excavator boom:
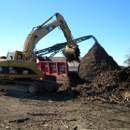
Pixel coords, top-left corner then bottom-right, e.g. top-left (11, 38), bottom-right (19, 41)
top-left (23, 13), bottom-right (79, 61)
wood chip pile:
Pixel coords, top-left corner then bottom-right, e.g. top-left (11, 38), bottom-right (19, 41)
top-left (68, 42), bottom-right (130, 103)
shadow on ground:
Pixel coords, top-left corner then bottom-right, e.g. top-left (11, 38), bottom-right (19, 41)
top-left (3, 89), bottom-right (80, 101)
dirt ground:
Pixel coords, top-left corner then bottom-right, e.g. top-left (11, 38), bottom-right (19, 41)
top-left (0, 87), bottom-right (130, 130)
top-left (0, 42), bottom-right (130, 130)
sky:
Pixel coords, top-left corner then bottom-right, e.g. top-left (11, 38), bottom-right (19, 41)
top-left (0, 0), bottom-right (130, 66)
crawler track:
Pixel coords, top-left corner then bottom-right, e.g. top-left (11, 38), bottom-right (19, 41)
top-left (0, 79), bottom-right (60, 95)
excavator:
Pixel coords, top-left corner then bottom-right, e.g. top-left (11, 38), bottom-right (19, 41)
top-left (0, 12), bottom-right (98, 95)
top-left (0, 12), bottom-right (81, 95)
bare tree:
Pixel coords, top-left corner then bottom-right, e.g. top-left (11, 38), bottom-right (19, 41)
top-left (124, 48), bottom-right (130, 66)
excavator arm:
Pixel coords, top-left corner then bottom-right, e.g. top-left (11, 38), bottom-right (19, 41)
top-left (23, 13), bottom-right (79, 61)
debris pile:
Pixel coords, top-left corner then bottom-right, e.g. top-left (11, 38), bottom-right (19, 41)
top-left (67, 42), bottom-right (130, 103)
top-left (78, 42), bottom-right (121, 82)
top-left (78, 69), bottom-right (130, 103)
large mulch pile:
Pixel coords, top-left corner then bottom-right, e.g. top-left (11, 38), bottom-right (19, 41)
top-left (78, 42), bottom-right (121, 82)
top-left (65, 42), bottom-right (130, 103)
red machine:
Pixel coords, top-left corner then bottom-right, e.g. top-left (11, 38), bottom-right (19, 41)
top-left (36, 57), bottom-right (68, 84)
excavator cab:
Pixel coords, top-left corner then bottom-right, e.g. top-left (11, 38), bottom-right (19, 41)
top-left (6, 51), bottom-right (24, 60)
top-left (6, 52), bottom-right (15, 60)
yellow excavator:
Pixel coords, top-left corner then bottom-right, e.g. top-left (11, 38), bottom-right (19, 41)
top-left (0, 12), bottom-right (80, 95)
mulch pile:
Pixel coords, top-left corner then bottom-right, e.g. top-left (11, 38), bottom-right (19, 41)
top-left (78, 42), bottom-right (121, 81)
top-left (66, 42), bottom-right (130, 103)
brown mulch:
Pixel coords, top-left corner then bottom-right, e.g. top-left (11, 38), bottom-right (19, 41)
top-left (66, 42), bottom-right (130, 103)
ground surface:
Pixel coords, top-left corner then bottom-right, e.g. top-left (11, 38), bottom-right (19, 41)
top-left (0, 43), bottom-right (130, 130)
top-left (0, 89), bottom-right (130, 130)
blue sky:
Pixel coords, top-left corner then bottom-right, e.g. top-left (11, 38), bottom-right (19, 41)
top-left (0, 0), bottom-right (130, 66)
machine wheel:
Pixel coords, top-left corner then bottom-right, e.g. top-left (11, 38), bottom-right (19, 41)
top-left (28, 83), bottom-right (38, 95)
top-left (44, 82), bottom-right (54, 92)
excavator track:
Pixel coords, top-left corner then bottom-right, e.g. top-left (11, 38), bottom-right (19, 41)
top-left (0, 79), bottom-right (60, 95)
